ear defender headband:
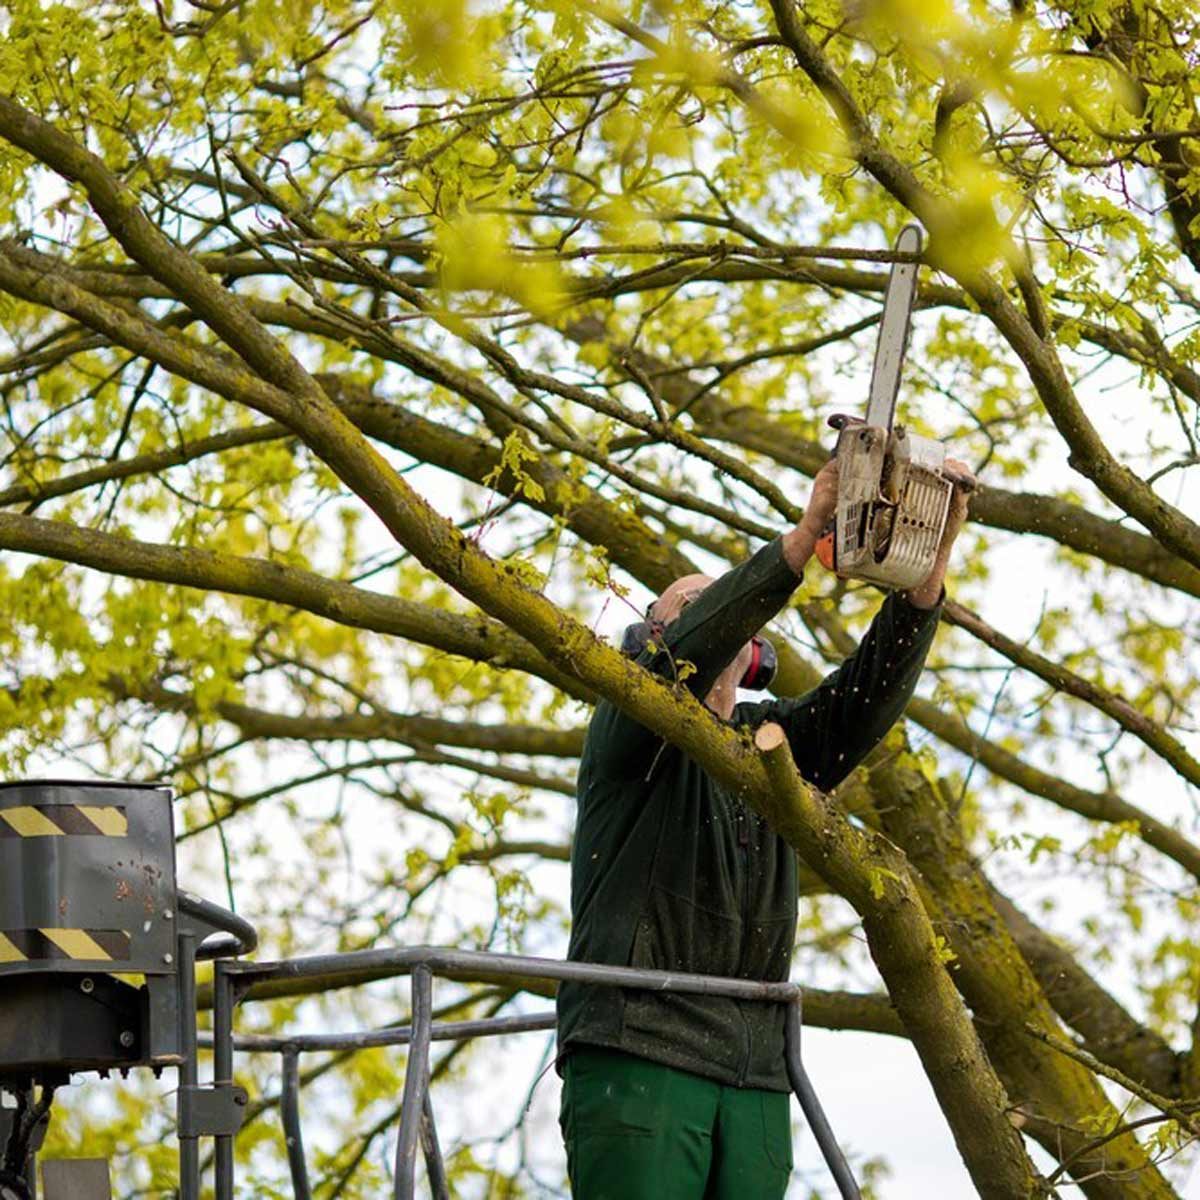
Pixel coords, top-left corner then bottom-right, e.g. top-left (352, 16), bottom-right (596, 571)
top-left (618, 619), bottom-right (778, 692)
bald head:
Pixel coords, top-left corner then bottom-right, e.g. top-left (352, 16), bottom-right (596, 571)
top-left (650, 573), bottom-right (713, 627)
top-left (646, 571), bottom-right (759, 716)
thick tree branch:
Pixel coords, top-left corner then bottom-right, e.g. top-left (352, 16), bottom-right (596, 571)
top-left (990, 886), bottom-right (1181, 1099)
top-left (866, 726), bottom-right (1176, 1198)
top-left (0, 510), bottom-right (591, 701)
top-left (909, 697), bottom-right (1200, 882)
top-left (110, 679), bottom-right (587, 758)
top-left (783, 595), bottom-right (1200, 882)
top-left (752, 721), bottom-right (1043, 1196)
top-left (0, 421), bottom-right (289, 511)
top-left (944, 600), bottom-right (1200, 789)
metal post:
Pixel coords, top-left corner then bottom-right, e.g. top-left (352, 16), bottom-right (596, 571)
top-left (176, 933), bottom-right (200, 1200)
top-left (279, 1050), bottom-right (311, 1200)
top-left (213, 964), bottom-right (235, 1200)
top-left (393, 966), bottom-right (432, 1200)
top-left (784, 999), bottom-right (862, 1200)
top-left (419, 1089), bottom-right (449, 1200)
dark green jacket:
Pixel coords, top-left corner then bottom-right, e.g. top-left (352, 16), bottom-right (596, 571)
top-left (556, 538), bottom-right (940, 1090)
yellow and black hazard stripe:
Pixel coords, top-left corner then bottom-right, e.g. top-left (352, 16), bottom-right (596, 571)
top-left (0, 804), bottom-right (127, 838)
top-left (0, 928), bottom-right (131, 963)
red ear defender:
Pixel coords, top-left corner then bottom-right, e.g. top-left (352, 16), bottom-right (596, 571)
top-left (740, 636), bottom-right (777, 691)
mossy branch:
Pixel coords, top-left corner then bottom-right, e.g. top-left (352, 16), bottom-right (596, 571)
top-left (753, 723), bottom-right (1043, 1197)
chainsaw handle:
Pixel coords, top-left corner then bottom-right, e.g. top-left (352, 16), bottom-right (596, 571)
top-left (826, 413), bottom-right (866, 440)
top-left (829, 413), bottom-right (977, 494)
top-left (814, 415), bottom-right (863, 571)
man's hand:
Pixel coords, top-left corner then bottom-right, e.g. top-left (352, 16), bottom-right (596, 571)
top-left (802, 457), bottom-right (840, 536)
top-left (905, 458), bottom-right (976, 608)
top-left (938, 458), bottom-right (975, 552)
top-left (782, 458), bottom-right (840, 575)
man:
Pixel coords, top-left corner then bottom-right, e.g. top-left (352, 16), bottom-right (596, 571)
top-left (556, 457), bottom-right (973, 1198)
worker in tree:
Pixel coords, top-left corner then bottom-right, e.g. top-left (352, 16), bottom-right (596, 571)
top-left (556, 456), bottom-right (973, 1198)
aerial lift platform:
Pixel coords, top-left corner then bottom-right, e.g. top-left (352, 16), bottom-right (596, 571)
top-left (1, 779), bottom-right (860, 1200)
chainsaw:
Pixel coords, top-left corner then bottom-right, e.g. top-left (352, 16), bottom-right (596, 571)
top-left (814, 224), bottom-right (971, 591)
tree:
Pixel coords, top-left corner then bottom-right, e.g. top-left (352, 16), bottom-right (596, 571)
top-left (0, 0), bottom-right (1197, 1194)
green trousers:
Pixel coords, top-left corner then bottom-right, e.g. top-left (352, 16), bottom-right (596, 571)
top-left (559, 1048), bottom-right (793, 1199)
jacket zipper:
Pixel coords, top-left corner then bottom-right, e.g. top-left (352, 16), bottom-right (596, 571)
top-left (735, 802), bottom-right (752, 1086)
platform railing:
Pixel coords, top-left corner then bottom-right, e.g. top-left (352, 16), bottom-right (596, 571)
top-left (206, 947), bottom-right (863, 1200)
top-left (0, 779), bottom-right (861, 1199)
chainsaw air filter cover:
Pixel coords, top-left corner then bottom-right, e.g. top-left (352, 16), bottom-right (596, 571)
top-left (833, 423), bottom-right (953, 590)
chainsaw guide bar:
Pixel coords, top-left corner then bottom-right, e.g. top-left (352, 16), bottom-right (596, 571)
top-left (866, 223), bottom-right (922, 432)
top-left (824, 225), bottom-right (957, 591)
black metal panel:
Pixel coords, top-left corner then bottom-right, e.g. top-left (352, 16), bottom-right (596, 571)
top-left (41, 1159), bottom-right (113, 1200)
top-left (144, 975), bottom-right (182, 1063)
top-left (0, 974), bottom-right (144, 1075)
top-left (0, 782), bottom-right (176, 977)
top-left (177, 1085), bottom-right (248, 1138)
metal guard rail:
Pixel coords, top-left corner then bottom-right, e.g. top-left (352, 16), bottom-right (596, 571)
top-left (177, 891), bottom-right (258, 962)
top-left (201, 947), bottom-right (862, 1200)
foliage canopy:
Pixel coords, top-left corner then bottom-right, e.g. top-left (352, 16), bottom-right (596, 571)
top-left (0, 0), bottom-right (1199, 1194)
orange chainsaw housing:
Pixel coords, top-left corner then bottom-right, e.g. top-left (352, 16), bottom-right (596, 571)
top-left (815, 523), bottom-right (836, 571)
